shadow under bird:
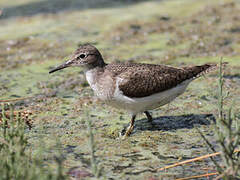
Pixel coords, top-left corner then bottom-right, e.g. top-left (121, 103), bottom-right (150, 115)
top-left (49, 44), bottom-right (219, 138)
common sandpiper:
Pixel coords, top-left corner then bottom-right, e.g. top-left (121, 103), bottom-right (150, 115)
top-left (49, 44), bottom-right (219, 138)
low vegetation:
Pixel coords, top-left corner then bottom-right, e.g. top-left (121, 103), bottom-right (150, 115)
top-left (198, 62), bottom-right (240, 179)
top-left (0, 103), bottom-right (66, 180)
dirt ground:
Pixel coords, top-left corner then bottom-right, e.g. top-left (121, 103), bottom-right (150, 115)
top-left (0, 0), bottom-right (240, 179)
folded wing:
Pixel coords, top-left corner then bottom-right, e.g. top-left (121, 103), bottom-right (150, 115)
top-left (117, 63), bottom-right (213, 98)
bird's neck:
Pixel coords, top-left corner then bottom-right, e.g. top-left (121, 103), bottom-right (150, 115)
top-left (85, 66), bottom-right (105, 86)
top-left (85, 56), bottom-right (107, 70)
top-left (84, 56), bottom-right (107, 86)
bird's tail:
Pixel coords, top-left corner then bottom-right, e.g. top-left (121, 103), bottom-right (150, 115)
top-left (183, 62), bottom-right (228, 79)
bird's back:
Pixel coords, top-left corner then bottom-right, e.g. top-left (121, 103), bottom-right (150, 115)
top-left (104, 62), bottom-right (215, 98)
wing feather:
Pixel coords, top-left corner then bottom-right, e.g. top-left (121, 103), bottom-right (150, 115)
top-left (115, 63), bottom-right (213, 98)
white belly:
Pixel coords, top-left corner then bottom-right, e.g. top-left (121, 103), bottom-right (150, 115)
top-left (108, 79), bottom-right (192, 115)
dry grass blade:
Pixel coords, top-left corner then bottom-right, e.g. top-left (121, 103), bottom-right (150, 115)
top-left (157, 150), bottom-right (240, 172)
top-left (175, 172), bottom-right (218, 180)
top-left (157, 152), bottom-right (220, 171)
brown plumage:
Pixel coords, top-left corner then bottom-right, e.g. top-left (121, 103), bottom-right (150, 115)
top-left (104, 63), bottom-right (214, 98)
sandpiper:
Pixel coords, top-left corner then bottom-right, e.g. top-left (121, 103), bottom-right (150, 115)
top-left (49, 44), bottom-right (218, 138)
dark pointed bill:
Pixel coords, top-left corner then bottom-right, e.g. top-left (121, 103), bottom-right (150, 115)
top-left (49, 61), bottom-right (71, 74)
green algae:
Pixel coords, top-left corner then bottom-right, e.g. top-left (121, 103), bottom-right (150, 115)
top-left (1, 0), bottom-right (240, 179)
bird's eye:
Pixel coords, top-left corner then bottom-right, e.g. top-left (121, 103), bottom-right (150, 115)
top-left (79, 54), bottom-right (86, 59)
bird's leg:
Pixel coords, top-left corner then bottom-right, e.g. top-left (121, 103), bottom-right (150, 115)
top-left (144, 111), bottom-right (153, 122)
top-left (123, 115), bottom-right (136, 138)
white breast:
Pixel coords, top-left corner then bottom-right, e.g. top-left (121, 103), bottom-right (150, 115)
top-left (85, 69), bottom-right (113, 101)
top-left (85, 70), bottom-right (97, 91)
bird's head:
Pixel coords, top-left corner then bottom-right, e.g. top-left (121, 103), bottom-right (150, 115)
top-left (49, 44), bottom-right (105, 73)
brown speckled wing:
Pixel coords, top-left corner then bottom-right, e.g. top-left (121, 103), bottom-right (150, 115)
top-left (108, 63), bottom-right (214, 98)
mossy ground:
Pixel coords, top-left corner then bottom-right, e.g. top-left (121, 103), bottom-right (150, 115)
top-left (0, 0), bottom-right (240, 179)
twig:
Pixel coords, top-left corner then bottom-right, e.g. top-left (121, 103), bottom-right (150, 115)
top-left (157, 149), bottom-right (240, 171)
top-left (157, 152), bottom-right (220, 171)
top-left (175, 172), bottom-right (218, 180)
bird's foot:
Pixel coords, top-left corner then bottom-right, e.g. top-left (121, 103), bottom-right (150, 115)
top-left (119, 125), bottom-right (134, 139)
